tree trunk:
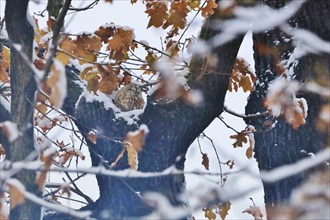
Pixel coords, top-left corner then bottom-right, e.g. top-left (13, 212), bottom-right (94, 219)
top-left (47, 9), bottom-right (244, 220)
top-left (5, 0), bottom-right (42, 219)
top-left (246, 0), bottom-right (329, 208)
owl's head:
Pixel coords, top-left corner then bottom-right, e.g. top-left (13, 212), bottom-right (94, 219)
top-left (121, 84), bottom-right (142, 97)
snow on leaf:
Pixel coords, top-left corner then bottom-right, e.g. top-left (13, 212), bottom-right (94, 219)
top-left (264, 77), bottom-right (299, 117)
top-left (225, 160), bottom-right (235, 169)
top-left (203, 207), bottom-right (216, 220)
top-left (58, 147), bottom-right (85, 165)
top-left (87, 130), bottom-right (97, 144)
top-left (0, 121), bottom-right (20, 142)
top-left (230, 132), bottom-right (247, 148)
top-left (47, 59), bottom-right (67, 108)
top-left (285, 97), bottom-right (308, 129)
top-left (219, 201), bottom-right (231, 220)
top-left (242, 206), bottom-right (263, 220)
top-left (201, 153), bottom-right (209, 170)
top-left (7, 179), bottom-right (26, 209)
top-left (265, 78), bottom-right (308, 129)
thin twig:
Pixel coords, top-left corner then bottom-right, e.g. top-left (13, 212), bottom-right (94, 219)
top-left (217, 116), bottom-right (240, 133)
top-left (224, 106), bottom-right (268, 119)
top-left (200, 132), bottom-right (224, 186)
top-left (42, 0), bottom-right (72, 82)
top-left (69, 0), bottom-right (100, 11)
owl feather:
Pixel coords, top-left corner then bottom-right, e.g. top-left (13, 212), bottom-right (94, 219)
top-left (114, 84), bottom-right (145, 111)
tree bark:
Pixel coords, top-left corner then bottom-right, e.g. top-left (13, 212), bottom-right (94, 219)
top-left (5, 0), bottom-right (42, 219)
top-left (246, 0), bottom-right (329, 209)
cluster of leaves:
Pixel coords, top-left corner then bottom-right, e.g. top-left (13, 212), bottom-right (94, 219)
top-left (228, 58), bottom-right (256, 92)
top-left (264, 78), bottom-right (308, 129)
top-left (144, 0), bottom-right (217, 37)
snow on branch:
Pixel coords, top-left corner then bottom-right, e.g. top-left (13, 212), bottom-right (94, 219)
top-left (260, 148), bottom-right (330, 183)
top-left (211, 0), bottom-right (306, 46)
top-left (24, 190), bottom-right (91, 219)
top-left (8, 160), bottom-right (241, 179)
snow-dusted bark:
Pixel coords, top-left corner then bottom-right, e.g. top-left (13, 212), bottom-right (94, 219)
top-left (4, 0), bottom-right (42, 219)
top-left (245, 0), bottom-right (329, 210)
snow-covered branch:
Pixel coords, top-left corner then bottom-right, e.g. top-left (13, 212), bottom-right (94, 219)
top-left (261, 148), bottom-right (330, 183)
top-left (211, 0), bottom-right (306, 46)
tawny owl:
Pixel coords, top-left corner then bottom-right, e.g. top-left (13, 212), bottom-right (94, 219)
top-left (113, 83), bottom-right (145, 111)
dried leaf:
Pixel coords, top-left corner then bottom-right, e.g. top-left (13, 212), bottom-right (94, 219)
top-left (7, 179), bottom-right (26, 209)
top-left (57, 37), bottom-right (77, 65)
top-left (229, 58), bottom-right (256, 92)
top-left (200, 0), bottom-right (218, 17)
top-left (225, 160), bottom-right (235, 169)
top-left (126, 144), bottom-right (138, 170)
top-left (201, 153), bottom-right (209, 170)
top-left (123, 124), bottom-right (149, 152)
top-left (242, 206), bottom-right (263, 220)
top-left (46, 61), bottom-right (67, 108)
top-left (163, 1), bottom-right (189, 30)
top-left (145, 1), bottom-right (168, 28)
top-left (0, 145), bottom-right (5, 156)
top-left (94, 24), bottom-right (115, 43)
top-left (0, 121), bottom-right (19, 142)
top-left (122, 125), bottom-right (149, 170)
top-left (246, 125), bottom-right (255, 159)
top-left (285, 98), bottom-right (308, 129)
top-left (203, 207), bottom-right (216, 220)
top-left (0, 192), bottom-right (8, 220)
top-left (99, 76), bottom-right (118, 95)
top-left (0, 46), bottom-right (10, 82)
top-left (58, 147), bottom-right (85, 165)
top-left (120, 72), bottom-right (132, 85)
top-left (246, 146), bottom-right (253, 159)
top-left (107, 27), bottom-right (133, 51)
top-left (219, 201), bottom-right (231, 220)
top-left (36, 151), bottom-right (55, 190)
top-left (87, 130), bottom-right (97, 144)
top-left (230, 132), bottom-right (247, 148)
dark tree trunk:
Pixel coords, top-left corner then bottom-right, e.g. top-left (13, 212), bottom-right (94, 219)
top-left (5, 0), bottom-right (42, 219)
top-left (246, 0), bottom-right (329, 209)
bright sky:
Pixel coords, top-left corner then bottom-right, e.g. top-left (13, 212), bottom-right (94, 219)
top-left (0, 1), bottom-right (264, 219)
